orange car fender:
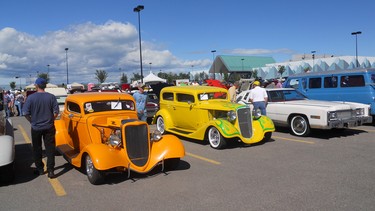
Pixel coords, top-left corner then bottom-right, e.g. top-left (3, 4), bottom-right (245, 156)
top-left (83, 144), bottom-right (128, 171)
top-left (148, 134), bottom-right (185, 166)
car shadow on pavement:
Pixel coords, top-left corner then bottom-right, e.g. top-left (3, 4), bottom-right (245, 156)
top-left (72, 159), bottom-right (190, 185)
top-left (275, 126), bottom-right (368, 140)
top-left (3, 143), bottom-right (39, 186)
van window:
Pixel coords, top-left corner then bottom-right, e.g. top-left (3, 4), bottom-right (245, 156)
top-left (309, 78), bottom-right (321, 88)
top-left (340, 75), bottom-right (365, 87)
top-left (324, 76), bottom-right (338, 88)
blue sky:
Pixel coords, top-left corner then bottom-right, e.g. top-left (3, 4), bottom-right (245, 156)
top-left (0, 0), bottom-right (374, 87)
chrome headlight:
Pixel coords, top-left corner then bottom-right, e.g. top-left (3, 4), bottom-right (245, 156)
top-left (108, 130), bottom-right (122, 148)
top-left (355, 108), bottom-right (364, 116)
top-left (151, 129), bottom-right (162, 142)
top-left (328, 112), bottom-right (337, 120)
top-left (227, 110), bottom-right (237, 122)
top-left (253, 109), bottom-right (262, 120)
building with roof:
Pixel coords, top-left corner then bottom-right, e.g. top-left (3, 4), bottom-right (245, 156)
top-left (209, 55), bottom-right (275, 81)
top-left (209, 55), bottom-right (375, 81)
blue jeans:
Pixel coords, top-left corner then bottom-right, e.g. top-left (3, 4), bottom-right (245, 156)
top-left (253, 101), bottom-right (267, 115)
top-left (137, 111), bottom-right (148, 122)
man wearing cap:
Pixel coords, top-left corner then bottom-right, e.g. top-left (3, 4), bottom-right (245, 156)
top-left (23, 78), bottom-right (59, 178)
top-left (250, 80), bottom-right (268, 115)
top-left (133, 84), bottom-right (148, 121)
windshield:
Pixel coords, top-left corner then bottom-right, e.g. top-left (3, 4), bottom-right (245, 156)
top-left (198, 92), bottom-right (227, 101)
top-left (84, 100), bottom-right (135, 114)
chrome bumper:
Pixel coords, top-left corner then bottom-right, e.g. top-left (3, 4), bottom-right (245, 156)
top-left (328, 116), bottom-right (373, 128)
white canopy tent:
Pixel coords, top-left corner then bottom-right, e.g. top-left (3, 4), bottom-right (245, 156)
top-left (25, 83), bottom-right (58, 90)
top-left (67, 82), bottom-right (85, 90)
top-left (142, 71), bottom-right (166, 84)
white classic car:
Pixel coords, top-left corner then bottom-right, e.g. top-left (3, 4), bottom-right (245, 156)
top-left (0, 118), bottom-right (15, 183)
top-left (237, 88), bottom-right (373, 136)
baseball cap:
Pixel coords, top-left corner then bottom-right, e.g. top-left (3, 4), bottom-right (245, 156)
top-left (253, 81), bottom-right (260, 86)
top-left (35, 78), bottom-right (47, 85)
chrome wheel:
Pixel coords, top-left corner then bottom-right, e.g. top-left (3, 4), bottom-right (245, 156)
top-left (290, 115), bottom-right (310, 136)
top-left (208, 127), bottom-right (226, 149)
top-left (85, 155), bottom-right (104, 185)
top-left (156, 116), bottom-right (165, 134)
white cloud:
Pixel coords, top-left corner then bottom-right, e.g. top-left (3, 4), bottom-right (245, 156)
top-left (0, 21), bottom-right (210, 87)
top-left (0, 21), bottom-right (294, 88)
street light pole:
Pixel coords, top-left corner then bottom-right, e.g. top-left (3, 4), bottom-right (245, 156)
top-left (65, 48), bottom-right (69, 85)
top-left (134, 5), bottom-right (145, 84)
top-left (211, 50), bottom-right (216, 79)
top-left (241, 58), bottom-right (244, 71)
top-left (351, 31), bottom-right (362, 68)
top-left (15, 76), bottom-right (21, 90)
top-left (311, 50), bottom-right (316, 72)
top-left (149, 62), bottom-right (152, 72)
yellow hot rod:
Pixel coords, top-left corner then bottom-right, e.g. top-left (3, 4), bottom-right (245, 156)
top-left (153, 86), bottom-right (275, 149)
top-left (55, 92), bottom-right (184, 184)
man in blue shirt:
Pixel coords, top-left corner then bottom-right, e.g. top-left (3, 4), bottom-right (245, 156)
top-left (23, 78), bottom-right (59, 178)
top-left (133, 84), bottom-right (147, 121)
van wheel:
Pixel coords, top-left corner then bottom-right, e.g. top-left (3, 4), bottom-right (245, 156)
top-left (85, 155), bottom-right (104, 185)
top-left (207, 127), bottom-right (226, 149)
top-left (290, 115), bottom-right (310, 136)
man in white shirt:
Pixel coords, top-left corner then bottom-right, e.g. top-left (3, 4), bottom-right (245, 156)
top-left (250, 81), bottom-right (268, 115)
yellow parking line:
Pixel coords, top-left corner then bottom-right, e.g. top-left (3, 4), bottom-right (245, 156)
top-left (18, 125), bottom-right (67, 196)
top-left (273, 135), bottom-right (315, 144)
top-left (186, 152), bottom-right (221, 165)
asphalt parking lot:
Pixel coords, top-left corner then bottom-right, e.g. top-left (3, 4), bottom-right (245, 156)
top-left (1, 116), bottom-right (375, 210)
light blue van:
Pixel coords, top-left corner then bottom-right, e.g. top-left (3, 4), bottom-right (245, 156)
top-left (284, 68), bottom-right (375, 119)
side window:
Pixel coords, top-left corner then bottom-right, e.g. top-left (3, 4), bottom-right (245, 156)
top-left (67, 102), bottom-right (81, 113)
top-left (177, 94), bottom-right (195, 103)
top-left (162, 92), bottom-right (174, 101)
top-left (324, 76), bottom-right (338, 88)
top-left (309, 77), bottom-right (321, 88)
top-left (340, 75), bottom-right (365, 87)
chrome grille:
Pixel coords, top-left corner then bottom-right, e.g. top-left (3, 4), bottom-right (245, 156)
top-left (237, 107), bottom-right (252, 138)
top-left (125, 124), bottom-right (149, 167)
top-left (337, 110), bottom-right (352, 119)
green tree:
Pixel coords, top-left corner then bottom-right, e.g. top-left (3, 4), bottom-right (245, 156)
top-left (38, 72), bottom-right (50, 83)
top-left (223, 72), bottom-right (229, 82)
top-left (252, 69), bottom-right (259, 79)
top-left (95, 69), bottom-right (108, 83)
top-left (120, 73), bottom-right (128, 84)
top-left (130, 72), bottom-right (142, 83)
top-left (304, 67), bottom-right (311, 73)
top-left (10, 81), bottom-right (16, 90)
top-left (278, 65), bottom-right (286, 78)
